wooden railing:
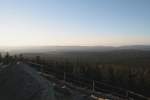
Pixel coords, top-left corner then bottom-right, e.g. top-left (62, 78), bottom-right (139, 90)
top-left (26, 61), bottom-right (149, 100)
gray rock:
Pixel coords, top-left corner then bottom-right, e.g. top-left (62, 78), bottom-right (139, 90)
top-left (0, 63), bottom-right (55, 100)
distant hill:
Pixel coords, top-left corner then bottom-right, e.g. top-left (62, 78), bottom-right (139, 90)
top-left (119, 45), bottom-right (150, 50)
top-left (0, 45), bottom-right (150, 53)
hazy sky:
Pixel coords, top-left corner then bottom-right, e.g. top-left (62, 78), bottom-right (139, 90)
top-left (0, 0), bottom-right (150, 46)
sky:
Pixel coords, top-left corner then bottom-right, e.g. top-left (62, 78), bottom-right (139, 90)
top-left (0, 0), bottom-right (150, 46)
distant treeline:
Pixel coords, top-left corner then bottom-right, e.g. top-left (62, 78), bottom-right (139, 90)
top-left (1, 50), bottom-right (150, 97)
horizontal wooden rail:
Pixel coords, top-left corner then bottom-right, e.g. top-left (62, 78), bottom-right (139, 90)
top-left (26, 61), bottom-right (149, 100)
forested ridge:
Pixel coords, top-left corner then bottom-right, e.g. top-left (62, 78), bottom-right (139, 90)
top-left (21, 50), bottom-right (150, 97)
top-left (1, 50), bottom-right (150, 97)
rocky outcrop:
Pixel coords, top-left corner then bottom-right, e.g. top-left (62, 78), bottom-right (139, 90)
top-left (0, 63), bottom-right (54, 100)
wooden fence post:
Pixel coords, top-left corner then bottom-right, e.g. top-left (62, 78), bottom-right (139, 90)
top-left (64, 72), bottom-right (66, 82)
top-left (92, 80), bottom-right (95, 92)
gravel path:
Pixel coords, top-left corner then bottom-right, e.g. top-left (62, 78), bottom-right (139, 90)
top-left (0, 63), bottom-right (109, 100)
top-left (0, 63), bottom-right (55, 100)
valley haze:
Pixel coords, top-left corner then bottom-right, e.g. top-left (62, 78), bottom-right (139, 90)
top-left (0, 45), bottom-right (150, 53)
